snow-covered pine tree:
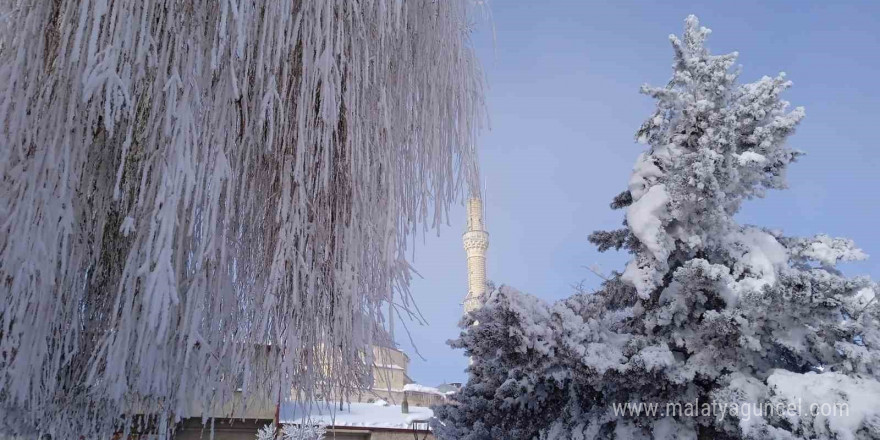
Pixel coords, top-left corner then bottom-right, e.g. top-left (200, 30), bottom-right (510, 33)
top-left (433, 16), bottom-right (880, 440)
top-left (0, 1), bottom-right (483, 438)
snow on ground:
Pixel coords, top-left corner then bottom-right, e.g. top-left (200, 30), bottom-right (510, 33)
top-left (280, 401), bottom-right (433, 430)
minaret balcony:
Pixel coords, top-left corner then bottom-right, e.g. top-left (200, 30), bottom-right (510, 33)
top-left (462, 230), bottom-right (489, 251)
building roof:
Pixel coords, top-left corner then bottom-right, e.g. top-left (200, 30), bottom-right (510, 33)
top-left (402, 383), bottom-right (455, 396)
top-left (434, 383), bottom-right (461, 394)
top-left (279, 400), bottom-right (433, 431)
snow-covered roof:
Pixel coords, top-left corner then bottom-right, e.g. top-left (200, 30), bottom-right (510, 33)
top-left (435, 383), bottom-right (461, 394)
top-left (279, 401), bottom-right (433, 431)
top-left (403, 383), bottom-right (456, 396)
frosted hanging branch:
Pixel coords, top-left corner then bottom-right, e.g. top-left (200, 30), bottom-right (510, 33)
top-left (0, 0), bottom-right (485, 438)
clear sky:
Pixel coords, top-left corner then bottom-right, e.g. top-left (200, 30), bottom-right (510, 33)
top-left (396, 0), bottom-right (880, 387)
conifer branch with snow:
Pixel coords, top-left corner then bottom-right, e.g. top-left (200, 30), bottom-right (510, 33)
top-left (434, 15), bottom-right (880, 440)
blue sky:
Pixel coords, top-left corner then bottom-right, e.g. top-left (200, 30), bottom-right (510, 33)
top-left (397, 0), bottom-right (880, 387)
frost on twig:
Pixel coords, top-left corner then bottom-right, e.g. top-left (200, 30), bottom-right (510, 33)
top-left (0, 1), bottom-right (484, 438)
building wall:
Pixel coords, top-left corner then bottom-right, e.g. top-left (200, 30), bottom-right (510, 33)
top-left (356, 345), bottom-right (444, 407)
top-left (173, 339), bottom-right (438, 439)
top-left (353, 389), bottom-right (443, 407)
top-left (370, 367), bottom-right (410, 392)
top-left (369, 345), bottom-right (411, 397)
top-left (173, 419), bottom-right (431, 440)
top-left (371, 345), bottom-right (409, 371)
top-left (325, 432), bottom-right (369, 440)
top-left (369, 431), bottom-right (434, 440)
top-left (181, 389), bottom-right (277, 420)
top-left (174, 418), bottom-right (267, 440)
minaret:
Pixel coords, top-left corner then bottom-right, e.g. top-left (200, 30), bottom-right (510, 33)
top-left (462, 198), bottom-right (489, 315)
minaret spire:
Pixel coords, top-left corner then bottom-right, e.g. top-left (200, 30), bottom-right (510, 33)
top-left (463, 198), bottom-right (489, 315)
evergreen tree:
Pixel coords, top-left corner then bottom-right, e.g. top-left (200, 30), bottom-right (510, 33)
top-left (433, 16), bottom-right (880, 440)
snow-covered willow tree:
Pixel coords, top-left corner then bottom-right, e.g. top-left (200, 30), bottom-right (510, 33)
top-left (433, 16), bottom-right (880, 440)
top-left (0, 0), bottom-right (484, 437)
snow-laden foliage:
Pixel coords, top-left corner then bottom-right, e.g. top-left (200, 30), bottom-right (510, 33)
top-left (281, 422), bottom-right (327, 440)
top-left (256, 424), bottom-right (278, 440)
top-left (433, 16), bottom-right (880, 440)
top-left (0, 1), bottom-right (483, 438)
top-left (256, 422), bottom-right (326, 440)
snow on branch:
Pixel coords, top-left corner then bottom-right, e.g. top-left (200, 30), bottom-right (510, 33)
top-left (0, 1), bottom-right (484, 438)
